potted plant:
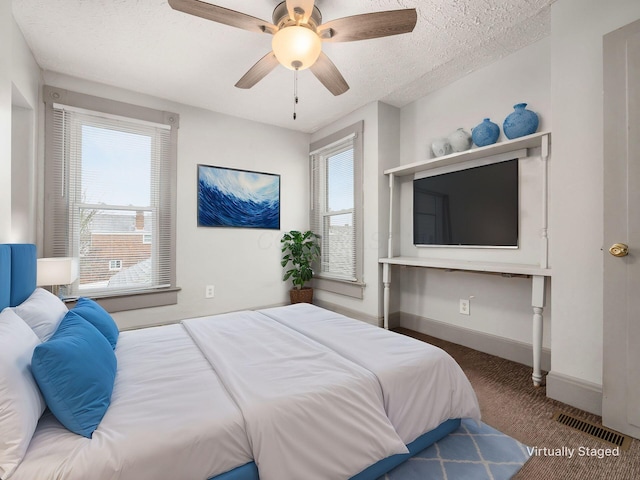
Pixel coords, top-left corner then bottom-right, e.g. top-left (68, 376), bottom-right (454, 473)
top-left (281, 230), bottom-right (321, 304)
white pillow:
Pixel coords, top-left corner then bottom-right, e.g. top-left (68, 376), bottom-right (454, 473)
top-left (0, 308), bottom-right (47, 479)
top-left (13, 288), bottom-right (68, 342)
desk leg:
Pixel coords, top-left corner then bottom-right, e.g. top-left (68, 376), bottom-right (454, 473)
top-left (532, 307), bottom-right (544, 386)
top-left (531, 275), bottom-right (546, 387)
top-left (383, 263), bottom-right (390, 330)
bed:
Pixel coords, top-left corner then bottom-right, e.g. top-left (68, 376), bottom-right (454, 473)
top-left (0, 244), bottom-right (481, 480)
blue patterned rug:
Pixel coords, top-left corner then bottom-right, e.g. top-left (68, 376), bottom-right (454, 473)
top-left (378, 419), bottom-right (530, 480)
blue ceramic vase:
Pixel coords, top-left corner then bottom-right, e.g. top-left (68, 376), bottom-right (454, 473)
top-left (471, 118), bottom-right (500, 147)
top-left (503, 103), bottom-right (539, 139)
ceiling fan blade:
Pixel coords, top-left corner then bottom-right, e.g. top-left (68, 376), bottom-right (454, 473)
top-left (168, 0), bottom-right (277, 34)
top-left (318, 9), bottom-right (417, 42)
top-left (235, 52), bottom-right (280, 89)
top-left (309, 52), bottom-right (349, 96)
top-left (285, 0), bottom-right (316, 23)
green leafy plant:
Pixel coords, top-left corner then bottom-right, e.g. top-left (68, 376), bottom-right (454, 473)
top-left (281, 230), bottom-right (321, 290)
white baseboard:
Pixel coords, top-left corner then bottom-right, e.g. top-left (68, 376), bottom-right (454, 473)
top-left (389, 311), bottom-right (402, 330)
top-left (397, 311), bottom-right (551, 371)
top-left (546, 371), bottom-right (602, 416)
top-left (312, 299), bottom-right (382, 327)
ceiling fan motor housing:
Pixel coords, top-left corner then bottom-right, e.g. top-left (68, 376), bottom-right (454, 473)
top-left (272, 1), bottom-right (322, 29)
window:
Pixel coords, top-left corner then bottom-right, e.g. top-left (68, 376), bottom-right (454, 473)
top-left (108, 260), bottom-right (122, 271)
top-left (43, 86), bottom-right (179, 310)
top-left (310, 121), bottom-right (364, 297)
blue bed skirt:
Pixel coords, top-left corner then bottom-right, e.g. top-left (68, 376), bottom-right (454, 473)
top-left (209, 418), bottom-right (461, 480)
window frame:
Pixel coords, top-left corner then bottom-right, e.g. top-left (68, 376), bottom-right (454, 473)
top-left (42, 86), bottom-right (179, 312)
top-left (309, 121), bottom-right (364, 299)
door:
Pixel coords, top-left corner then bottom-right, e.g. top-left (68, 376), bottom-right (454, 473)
top-left (603, 19), bottom-right (640, 439)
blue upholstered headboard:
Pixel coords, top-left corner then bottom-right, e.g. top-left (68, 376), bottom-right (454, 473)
top-left (0, 244), bottom-right (37, 310)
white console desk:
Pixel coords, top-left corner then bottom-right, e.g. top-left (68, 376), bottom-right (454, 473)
top-left (380, 132), bottom-right (551, 387)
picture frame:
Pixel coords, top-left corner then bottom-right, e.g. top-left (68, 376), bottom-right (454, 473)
top-left (197, 164), bottom-right (280, 229)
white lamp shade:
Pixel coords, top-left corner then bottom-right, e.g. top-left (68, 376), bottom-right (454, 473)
top-left (36, 258), bottom-right (78, 286)
top-left (272, 26), bottom-right (322, 70)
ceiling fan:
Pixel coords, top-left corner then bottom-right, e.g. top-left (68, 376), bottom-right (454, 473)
top-left (168, 0), bottom-right (418, 96)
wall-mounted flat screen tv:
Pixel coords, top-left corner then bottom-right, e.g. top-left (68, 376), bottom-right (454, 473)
top-left (413, 159), bottom-right (519, 247)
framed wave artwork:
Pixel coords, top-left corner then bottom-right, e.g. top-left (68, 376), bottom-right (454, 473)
top-left (197, 164), bottom-right (280, 229)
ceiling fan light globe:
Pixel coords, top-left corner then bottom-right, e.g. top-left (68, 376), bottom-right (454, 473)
top-left (272, 26), bottom-right (322, 70)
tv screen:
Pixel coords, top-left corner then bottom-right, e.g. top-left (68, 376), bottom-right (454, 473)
top-left (413, 159), bottom-right (519, 247)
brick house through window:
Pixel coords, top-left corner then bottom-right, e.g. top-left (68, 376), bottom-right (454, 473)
top-left (80, 210), bottom-right (152, 289)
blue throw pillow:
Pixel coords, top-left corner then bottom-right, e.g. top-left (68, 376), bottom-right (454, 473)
top-left (73, 297), bottom-right (119, 349)
top-left (31, 311), bottom-right (117, 438)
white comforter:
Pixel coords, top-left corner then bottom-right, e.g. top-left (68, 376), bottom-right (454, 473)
top-left (259, 303), bottom-right (481, 444)
top-left (12, 324), bottom-right (253, 480)
top-left (182, 310), bottom-right (408, 480)
top-left (13, 304), bottom-right (479, 480)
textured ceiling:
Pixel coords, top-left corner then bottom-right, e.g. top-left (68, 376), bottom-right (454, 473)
top-left (12, 0), bottom-right (554, 133)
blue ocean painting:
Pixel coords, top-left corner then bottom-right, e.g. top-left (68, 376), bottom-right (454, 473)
top-left (198, 165), bottom-right (280, 229)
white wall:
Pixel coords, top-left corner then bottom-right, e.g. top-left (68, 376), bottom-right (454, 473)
top-left (395, 38), bottom-right (552, 348)
top-left (11, 104), bottom-right (34, 241)
top-left (42, 73), bottom-right (310, 330)
top-left (377, 103), bottom-right (402, 316)
top-left (11, 17), bottom-right (42, 244)
top-left (1, 2), bottom-right (13, 241)
top-left (549, 0), bottom-right (640, 387)
top-left (1, 13), bottom-right (42, 244)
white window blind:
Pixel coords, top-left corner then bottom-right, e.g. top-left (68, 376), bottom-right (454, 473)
top-left (44, 88), bottom-right (177, 302)
top-left (310, 121), bottom-right (363, 285)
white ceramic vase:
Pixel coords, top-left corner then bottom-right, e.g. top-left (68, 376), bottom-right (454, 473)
top-left (448, 128), bottom-right (472, 152)
top-left (431, 137), bottom-right (452, 157)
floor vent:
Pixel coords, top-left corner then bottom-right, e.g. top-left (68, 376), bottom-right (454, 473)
top-left (553, 411), bottom-right (632, 450)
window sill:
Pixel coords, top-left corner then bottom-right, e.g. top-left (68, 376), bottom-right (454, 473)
top-left (63, 287), bottom-right (180, 313)
top-left (312, 277), bottom-right (365, 299)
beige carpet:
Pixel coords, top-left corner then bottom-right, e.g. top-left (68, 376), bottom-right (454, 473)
top-left (395, 328), bottom-right (640, 479)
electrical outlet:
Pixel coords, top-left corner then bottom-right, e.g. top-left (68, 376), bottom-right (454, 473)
top-left (459, 298), bottom-right (470, 315)
top-left (205, 285), bottom-right (215, 299)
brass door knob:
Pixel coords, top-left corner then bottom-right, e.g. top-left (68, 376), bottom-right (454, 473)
top-left (609, 243), bottom-right (629, 257)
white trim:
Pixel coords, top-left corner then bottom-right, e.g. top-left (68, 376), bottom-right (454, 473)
top-left (311, 277), bottom-right (364, 299)
top-left (310, 120), bottom-right (364, 287)
top-left (312, 298), bottom-right (381, 326)
top-left (397, 311), bottom-right (552, 371)
top-left (43, 85), bottom-right (178, 310)
top-left (309, 131), bottom-right (357, 155)
top-left (53, 103), bottom-right (171, 130)
top-left (546, 371), bottom-right (602, 416)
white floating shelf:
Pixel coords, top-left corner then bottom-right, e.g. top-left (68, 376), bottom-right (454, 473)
top-left (384, 131), bottom-right (551, 177)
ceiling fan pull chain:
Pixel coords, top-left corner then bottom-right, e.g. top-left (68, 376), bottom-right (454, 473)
top-left (293, 64), bottom-right (301, 120)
